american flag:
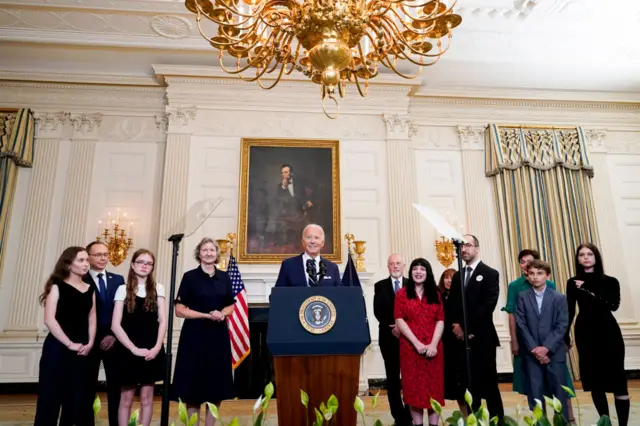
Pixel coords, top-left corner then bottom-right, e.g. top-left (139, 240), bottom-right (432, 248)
top-left (226, 254), bottom-right (250, 369)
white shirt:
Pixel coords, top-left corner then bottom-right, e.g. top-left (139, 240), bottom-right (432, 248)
top-left (390, 276), bottom-right (403, 293)
top-left (89, 269), bottom-right (107, 292)
top-left (287, 180), bottom-right (295, 197)
top-left (534, 285), bottom-right (546, 313)
top-left (463, 258), bottom-right (481, 286)
top-left (302, 252), bottom-right (321, 286)
top-left (114, 283), bottom-right (166, 301)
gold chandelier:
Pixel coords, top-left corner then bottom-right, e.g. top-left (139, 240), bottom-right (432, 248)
top-left (185, 0), bottom-right (461, 118)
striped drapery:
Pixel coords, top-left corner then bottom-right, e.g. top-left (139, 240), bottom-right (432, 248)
top-left (485, 124), bottom-right (599, 378)
top-left (0, 109), bottom-right (35, 275)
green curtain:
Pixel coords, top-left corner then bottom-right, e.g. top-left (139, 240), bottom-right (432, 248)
top-left (0, 109), bottom-right (35, 275)
top-left (485, 124), bottom-right (599, 378)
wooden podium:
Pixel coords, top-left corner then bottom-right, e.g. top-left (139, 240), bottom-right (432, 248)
top-left (267, 287), bottom-right (370, 426)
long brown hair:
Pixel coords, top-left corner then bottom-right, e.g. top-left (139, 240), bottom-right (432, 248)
top-left (39, 246), bottom-right (87, 305)
top-left (575, 242), bottom-right (604, 279)
top-left (125, 249), bottom-right (158, 313)
top-left (438, 268), bottom-right (456, 296)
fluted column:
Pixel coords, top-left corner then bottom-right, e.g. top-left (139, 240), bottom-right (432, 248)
top-left (584, 129), bottom-right (634, 321)
top-left (57, 113), bottom-right (101, 251)
top-left (4, 113), bottom-right (68, 334)
top-left (155, 107), bottom-right (196, 299)
top-left (383, 114), bottom-right (422, 262)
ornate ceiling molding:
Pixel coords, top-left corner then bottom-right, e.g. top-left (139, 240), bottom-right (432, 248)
top-left (150, 15), bottom-right (192, 39)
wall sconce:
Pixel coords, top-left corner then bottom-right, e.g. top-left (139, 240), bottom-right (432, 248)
top-left (216, 232), bottom-right (237, 271)
top-left (97, 208), bottom-right (133, 267)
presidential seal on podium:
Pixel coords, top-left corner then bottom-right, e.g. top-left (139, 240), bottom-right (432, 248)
top-left (299, 295), bottom-right (337, 334)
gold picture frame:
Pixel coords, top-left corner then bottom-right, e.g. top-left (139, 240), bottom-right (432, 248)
top-left (237, 138), bottom-right (341, 263)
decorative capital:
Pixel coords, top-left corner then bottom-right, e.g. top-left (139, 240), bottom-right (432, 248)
top-left (34, 111), bottom-right (68, 132)
top-left (584, 128), bottom-right (607, 153)
top-left (155, 114), bottom-right (169, 133)
top-left (382, 114), bottom-right (417, 140)
top-left (167, 106), bottom-right (197, 126)
top-left (457, 125), bottom-right (486, 150)
top-left (69, 112), bottom-right (102, 133)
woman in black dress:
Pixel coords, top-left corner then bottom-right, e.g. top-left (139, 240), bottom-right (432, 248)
top-left (34, 246), bottom-right (97, 426)
top-left (112, 249), bottom-right (167, 426)
top-left (438, 268), bottom-right (467, 416)
top-left (172, 237), bottom-right (236, 426)
top-left (566, 243), bottom-right (630, 426)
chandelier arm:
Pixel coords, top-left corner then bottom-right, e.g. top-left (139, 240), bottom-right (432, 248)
top-left (379, 55), bottom-right (422, 79)
top-left (256, 58), bottom-right (289, 90)
top-left (380, 11), bottom-right (435, 44)
top-left (352, 73), bottom-right (369, 97)
top-left (354, 40), bottom-right (377, 77)
top-left (394, 48), bottom-right (441, 66)
top-left (322, 91), bottom-right (340, 120)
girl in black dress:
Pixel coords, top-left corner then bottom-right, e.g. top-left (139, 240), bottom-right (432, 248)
top-left (34, 246), bottom-right (97, 426)
top-left (172, 237), bottom-right (236, 426)
top-left (566, 243), bottom-right (630, 426)
top-left (111, 249), bottom-right (167, 426)
top-left (438, 268), bottom-right (467, 417)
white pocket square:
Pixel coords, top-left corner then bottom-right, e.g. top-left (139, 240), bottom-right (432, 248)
top-left (323, 276), bottom-right (332, 279)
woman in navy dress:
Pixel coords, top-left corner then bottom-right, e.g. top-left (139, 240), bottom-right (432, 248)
top-left (35, 246), bottom-right (97, 426)
top-left (172, 237), bottom-right (236, 426)
top-left (112, 249), bottom-right (167, 426)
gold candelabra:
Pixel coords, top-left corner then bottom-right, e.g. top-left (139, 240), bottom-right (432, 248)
top-left (96, 209), bottom-right (134, 267)
top-left (434, 212), bottom-right (464, 268)
top-left (185, 0), bottom-right (462, 118)
top-left (345, 233), bottom-right (366, 272)
top-left (216, 233), bottom-right (238, 271)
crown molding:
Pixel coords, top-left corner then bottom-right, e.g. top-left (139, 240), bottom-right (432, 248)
top-left (0, 70), bottom-right (161, 87)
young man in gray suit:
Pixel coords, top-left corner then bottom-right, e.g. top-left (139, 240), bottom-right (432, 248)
top-left (516, 259), bottom-right (570, 420)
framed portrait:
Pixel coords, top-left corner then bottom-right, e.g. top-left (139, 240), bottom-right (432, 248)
top-left (237, 138), bottom-right (341, 263)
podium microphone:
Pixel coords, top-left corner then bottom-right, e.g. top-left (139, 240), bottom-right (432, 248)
top-left (318, 260), bottom-right (326, 282)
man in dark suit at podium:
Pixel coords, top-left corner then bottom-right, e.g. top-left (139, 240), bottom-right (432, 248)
top-left (274, 224), bottom-right (341, 287)
top-left (373, 254), bottom-right (410, 426)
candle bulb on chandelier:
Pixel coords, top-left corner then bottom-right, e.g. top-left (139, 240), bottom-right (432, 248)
top-left (116, 208), bottom-right (121, 225)
top-left (97, 220), bottom-right (102, 237)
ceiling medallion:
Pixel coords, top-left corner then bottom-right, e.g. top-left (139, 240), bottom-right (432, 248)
top-left (185, 0), bottom-right (462, 118)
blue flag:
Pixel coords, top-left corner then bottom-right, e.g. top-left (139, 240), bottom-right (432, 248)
top-left (341, 254), bottom-right (361, 287)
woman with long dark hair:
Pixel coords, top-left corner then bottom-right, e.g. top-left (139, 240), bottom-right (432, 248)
top-left (34, 246), bottom-right (96, 426)
top-left (394, 258), bottom-right (444, 426)
top-left (111, 249), bottom-right (167, 426)
top-left (566, 243), bottom-right (629, 426)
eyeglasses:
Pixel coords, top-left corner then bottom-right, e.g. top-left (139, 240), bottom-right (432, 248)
top-left (90, 253), bottom-right (109, 258)
top-left (134, 260), bottom-right (154, 267)
top-left (462, 243), bottom-right (477, 248)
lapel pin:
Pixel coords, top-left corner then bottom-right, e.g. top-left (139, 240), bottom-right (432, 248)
top-left (476, 275), bottom-right (483, 282)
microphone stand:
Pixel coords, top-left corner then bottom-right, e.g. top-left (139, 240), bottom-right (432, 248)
top-left (453, 239), bottom-right (472, 392)
top-left (161, 233), bottom-right (184, 426)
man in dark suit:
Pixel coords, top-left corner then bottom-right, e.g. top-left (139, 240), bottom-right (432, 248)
top-left (448, 234), bottom-right (504, 421)
top-left (515, 259), bottom-right (570, 420)
top-left (274, 224), bottom-right (341, 287)
top-left (84, 241), bottom-right (125, 426)
top-left (373, 254), bottom-right (410, 426)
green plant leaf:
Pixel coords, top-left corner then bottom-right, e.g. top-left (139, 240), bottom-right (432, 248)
top-left (264, 382), bottom-right (275, 399)
top-left (467, 413), bottom-right (478, 426)
top-left (327, 394), bottom-right (339, 413)
top-left (523, 415), bottom-right (534, 426)
top-left (503, 416), bottom-right (518, 426)
top-left (301, 390), bottom-right (309, 408)
top-left (228, 417), bottom-right (241, 426)
top-left (178, 400), bottom-right (189, 425)
top-left (253, 412), bottom-right (264, 426)
top-left (561, 385), bottom-right (576, 398)
top-left (538, 418), bottom-right (553, 426)
top-left (93, 395), bottom-right (101, 417)
top-left (596, 414), bottom-right (612, 426)
top-left (170, 423), bottom-right (175, 426)
top-left (207, 402), bottom-right (220, 419)
top-left (552, 413), bottom-right (565, 426)
top-left (372, 390), bottom-right (380, 409)
top-left (478, 407), bottom-right (490, 423)
top-left (261, 395), bottom-right (271, 411)
top-left (457, 417), bottom-right (465, 426)
top-left (314, 408), bottom-right (323, 426)
top-left (373, 420), bottom-right (383, 426)
top-left (188, 412), bottom-right (198, 426)
top-left (253, 395), bottom-right (265, 413)
top-left (464, 389), bottom-right (473, 408)
top-left (128, 409), bottom-right (140, 426)
top-left (430, 398), bottom-right (442, 416)
top-left (353, 396), bottom-right (365, 414)
top-left (533, 399), bottom-right (544, 420)
top-left (551, 396), bottom-right (562, 414)
top-left (320, 402), bottom-right (328, 414)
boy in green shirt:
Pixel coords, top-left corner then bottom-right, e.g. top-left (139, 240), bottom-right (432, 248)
top-left (502, 249), bottom-right (575, 423)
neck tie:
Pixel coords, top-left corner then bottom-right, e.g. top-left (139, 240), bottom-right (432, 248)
top-left (97, 273), bottom-right (107, 300)
top-left (463, 266), bottom-right (473, 287)
top-left (394, 279), bottom-right (400, 293)
top-left (306, 259), bottom-right (317, 286)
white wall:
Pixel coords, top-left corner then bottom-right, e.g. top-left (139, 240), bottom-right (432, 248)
top-left (1, 72), bottom-right (640, 384)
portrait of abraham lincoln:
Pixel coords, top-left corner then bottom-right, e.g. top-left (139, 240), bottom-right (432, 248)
top-left (237, 138), bottom-right (341, 263)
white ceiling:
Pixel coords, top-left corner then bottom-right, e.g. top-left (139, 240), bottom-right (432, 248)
top-left (1, 0), bottom-right (639, 93)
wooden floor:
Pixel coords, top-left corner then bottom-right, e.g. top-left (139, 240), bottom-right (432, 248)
top-left (1, 382), bottom-right (639, 424)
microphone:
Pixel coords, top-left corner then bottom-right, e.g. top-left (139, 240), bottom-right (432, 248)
top-left (318, 260), bottom-right (327, 282)
top-left (306, 259), bottom-right (317, 286)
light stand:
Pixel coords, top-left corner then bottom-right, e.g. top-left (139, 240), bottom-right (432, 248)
top-left (453, 239), bottom-right (472, 391)
top-left (161, 233), bottom-right (184, 426)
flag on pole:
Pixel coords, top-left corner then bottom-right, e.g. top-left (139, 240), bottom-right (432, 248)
top-left (341, 253), bottom-right (361, 287)
top-left (226, 254), bottom-right (250, 369)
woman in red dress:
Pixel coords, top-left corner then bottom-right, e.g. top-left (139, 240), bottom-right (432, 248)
top-left (395, 258), bottom-right (445, 426)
